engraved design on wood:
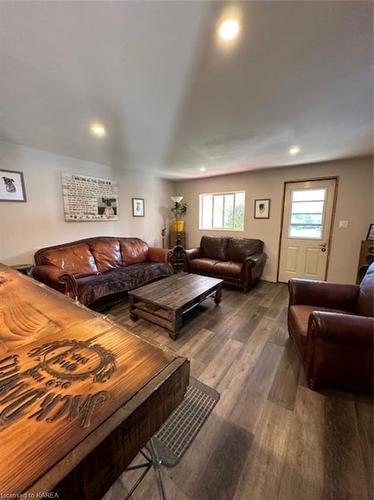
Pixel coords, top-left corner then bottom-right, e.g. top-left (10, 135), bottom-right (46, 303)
top-left (28, 339), bottom-right (116, 383)
top-left (0, 339), bottom-right (117, 429)
top-left (0, 290), bottom-right (62, 351)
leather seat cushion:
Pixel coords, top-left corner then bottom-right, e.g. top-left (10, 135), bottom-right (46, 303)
top-left (200, 236), bottom-right (228, 261)
top-left (120, 239), bottom-right (148, 265)
top-left (289, 305), bottom-right (353, 352)
top-left (90, 239), bottom-right (121, 273)
top-left (213, 261), bottom-right (242, 278)
top-left (77, 262), bottom-right (172, 307)
top-left (42, 243), bottom-right (98, 277)
top-left (189, 258), bottom-right (219, 273)
top-left (226, 238), bottom-right (264, 262)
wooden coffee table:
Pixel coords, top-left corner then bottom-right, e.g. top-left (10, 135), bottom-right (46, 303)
top-left (128, 273), bottom-right (223, 339)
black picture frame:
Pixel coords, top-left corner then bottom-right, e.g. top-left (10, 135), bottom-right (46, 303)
top-left (254, 198), bottom-right (270, 219)
top-left (366, 223), bottom-right (374, 240)
top-left (132, 198), bottom-right (145, 217)
top-left (0, 169), bottom-right (27, 202)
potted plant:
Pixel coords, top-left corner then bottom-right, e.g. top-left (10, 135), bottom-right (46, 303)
top-left (171, 197), bottom-right (187, 232)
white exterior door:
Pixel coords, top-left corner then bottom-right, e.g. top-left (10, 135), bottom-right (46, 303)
top-left (278, 179), bottom-right (336, 283)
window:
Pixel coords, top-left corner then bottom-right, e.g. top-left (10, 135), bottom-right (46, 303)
top-left (288, 189), bottom-right (326, 239)
top-left (199, 191), bottom-right (245, 230)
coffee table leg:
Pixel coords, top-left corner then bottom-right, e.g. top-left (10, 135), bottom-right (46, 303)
top-left (129, 295), bottom-right (139, 322)
top-left (214, 285), bottom-right (222, 306)
top-left (170, 310), bottom-right (183, 340)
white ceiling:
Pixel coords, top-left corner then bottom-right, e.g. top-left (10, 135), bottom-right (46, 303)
top-left (0, 1), bottom-right (372, 179)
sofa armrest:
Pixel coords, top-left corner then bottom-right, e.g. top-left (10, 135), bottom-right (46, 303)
top-left (147, 247), bottom-right (172, 263)
top-left (32, 265), bottom-right (78, 299)
top-left (243, 252), bottom-right (267, 283)
top-left (184, 247), bottom-right (202, 261)
top-left (288, 279), bottom-right (359, 312)
top-left (244, 253), bottom-right (267, 268)
top-left (305, 312), bottom-right (373, 393)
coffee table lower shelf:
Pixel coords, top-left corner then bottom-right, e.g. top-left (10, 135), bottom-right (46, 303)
top-left (129, 282), bottom-right (222, 340)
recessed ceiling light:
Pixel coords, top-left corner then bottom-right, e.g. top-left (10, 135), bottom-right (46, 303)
top-left (200, 166), bottom-right (207, 172)
top-left (289, 145), bottom-right (301, 155)
top-left (90, 123), bottom-right (106, 137)
top-left (218, 19), bottom-right (240, 41)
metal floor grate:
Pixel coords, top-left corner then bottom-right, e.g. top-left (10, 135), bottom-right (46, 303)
top-left (152, 377), bottom-right (220, 467)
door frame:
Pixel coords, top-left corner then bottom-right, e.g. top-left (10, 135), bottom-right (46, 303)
top-left (276, 176), bottom-right (339, 282)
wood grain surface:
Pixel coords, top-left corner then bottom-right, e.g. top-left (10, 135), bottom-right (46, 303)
top-left (0, 264), bottom-right (189, 497)
top-left (128, 272), bottom-right (222, 310)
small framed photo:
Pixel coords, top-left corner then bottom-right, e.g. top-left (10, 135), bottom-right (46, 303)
top-left (254, 199), bottom-right (270, 219)
top-left (0, 169), bottom-right (27, 202)
top-left (132, 198), bottom-right (145, 217)
top-left (367, 223), bottom-right (374, 240)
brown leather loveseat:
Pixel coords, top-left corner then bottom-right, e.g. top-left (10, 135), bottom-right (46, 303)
top-left (33, 237), bottom-right (172, 310)
top-left (185, 236), bottom-right (266, 292)
top-left (288, 264), bottom-right (374, 394)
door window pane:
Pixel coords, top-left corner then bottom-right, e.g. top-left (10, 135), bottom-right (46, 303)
top-left (291, 201), bottom-right (324, 213)
top-left (289, 225), bottom-right (322, 238)
top-left (292, 189), bottom-right (326, 202)
top-left (291, 213), bottom-right (323, 224)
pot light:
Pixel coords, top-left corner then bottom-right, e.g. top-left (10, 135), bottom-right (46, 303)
top-left (289, 145), bottom-right (301, 155)
top-left (218, 19), bottom-right (240, 41)
top-left (200, 166), bottom-right (207, 172)
top-left (90, 123), bottom-right (106, 137)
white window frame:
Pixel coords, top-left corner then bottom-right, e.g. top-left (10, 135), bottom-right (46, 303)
top-left (287, 187), bottom-right (327, 240)
top-left (199, 191), bottom-right (245, 231)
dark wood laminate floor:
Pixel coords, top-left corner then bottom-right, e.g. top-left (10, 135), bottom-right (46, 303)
top-left (103, 281), bottom-right (373, 500)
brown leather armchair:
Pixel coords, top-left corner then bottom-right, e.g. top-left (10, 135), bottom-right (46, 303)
top-left (185, 236), bottom-right (266, 292)
top-left (288, 265), bottom-right (374, 394)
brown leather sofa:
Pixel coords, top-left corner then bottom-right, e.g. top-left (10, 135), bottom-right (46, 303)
top-left (288, 264), bottom-right (374, 394)
top-left (33, 237), bottom-right (172, 310)
top-left (185, 236), bottom-right (266, 292)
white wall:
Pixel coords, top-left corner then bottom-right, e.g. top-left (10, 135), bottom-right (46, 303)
top-left (175, 157), bottom-right (373, 284)
top-left (0, 141), bottom-right (174, 265)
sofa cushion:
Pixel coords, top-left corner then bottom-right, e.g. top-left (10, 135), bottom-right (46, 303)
top-left (90, 239), bottom-right (121, 273)
top-left (42, 243), bottom-right (98, 277)
top-left (200, 236), bottom-right (228, 260)
top-left (226, 238), bottom-right (264, 263)
top-left (289, 305), bottom-right (353, 353)
top-left (189, 258), bottom-right (219, 274)
top-left (120, 239), bottom-right (148, 265)
top-left (213, 261), bottom-right (242, 278)
top-left (357, 264), bottom-right (374, 317)
top-left (76, 262), bottom-right (172, 307)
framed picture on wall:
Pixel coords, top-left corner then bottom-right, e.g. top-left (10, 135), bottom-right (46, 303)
top-left (254, 199), bottom-right (270, 219)
top-left (132, 198), bottom-right (145, 217)
top-left (0, 169), bottom-right (27, 202)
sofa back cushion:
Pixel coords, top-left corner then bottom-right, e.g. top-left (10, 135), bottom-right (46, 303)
top-left (90, 239), bottom-right (121, 273)
top-left (226, 238), bottom-right (264, 262)
top-left (357, 264), bottom-right (374, 317)
top-left (200, 236), bottom-right (228, 261)
top-left (120, 239), bottom-right (149, 265)
top-left (42, 243), bottom-right (98, 277)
